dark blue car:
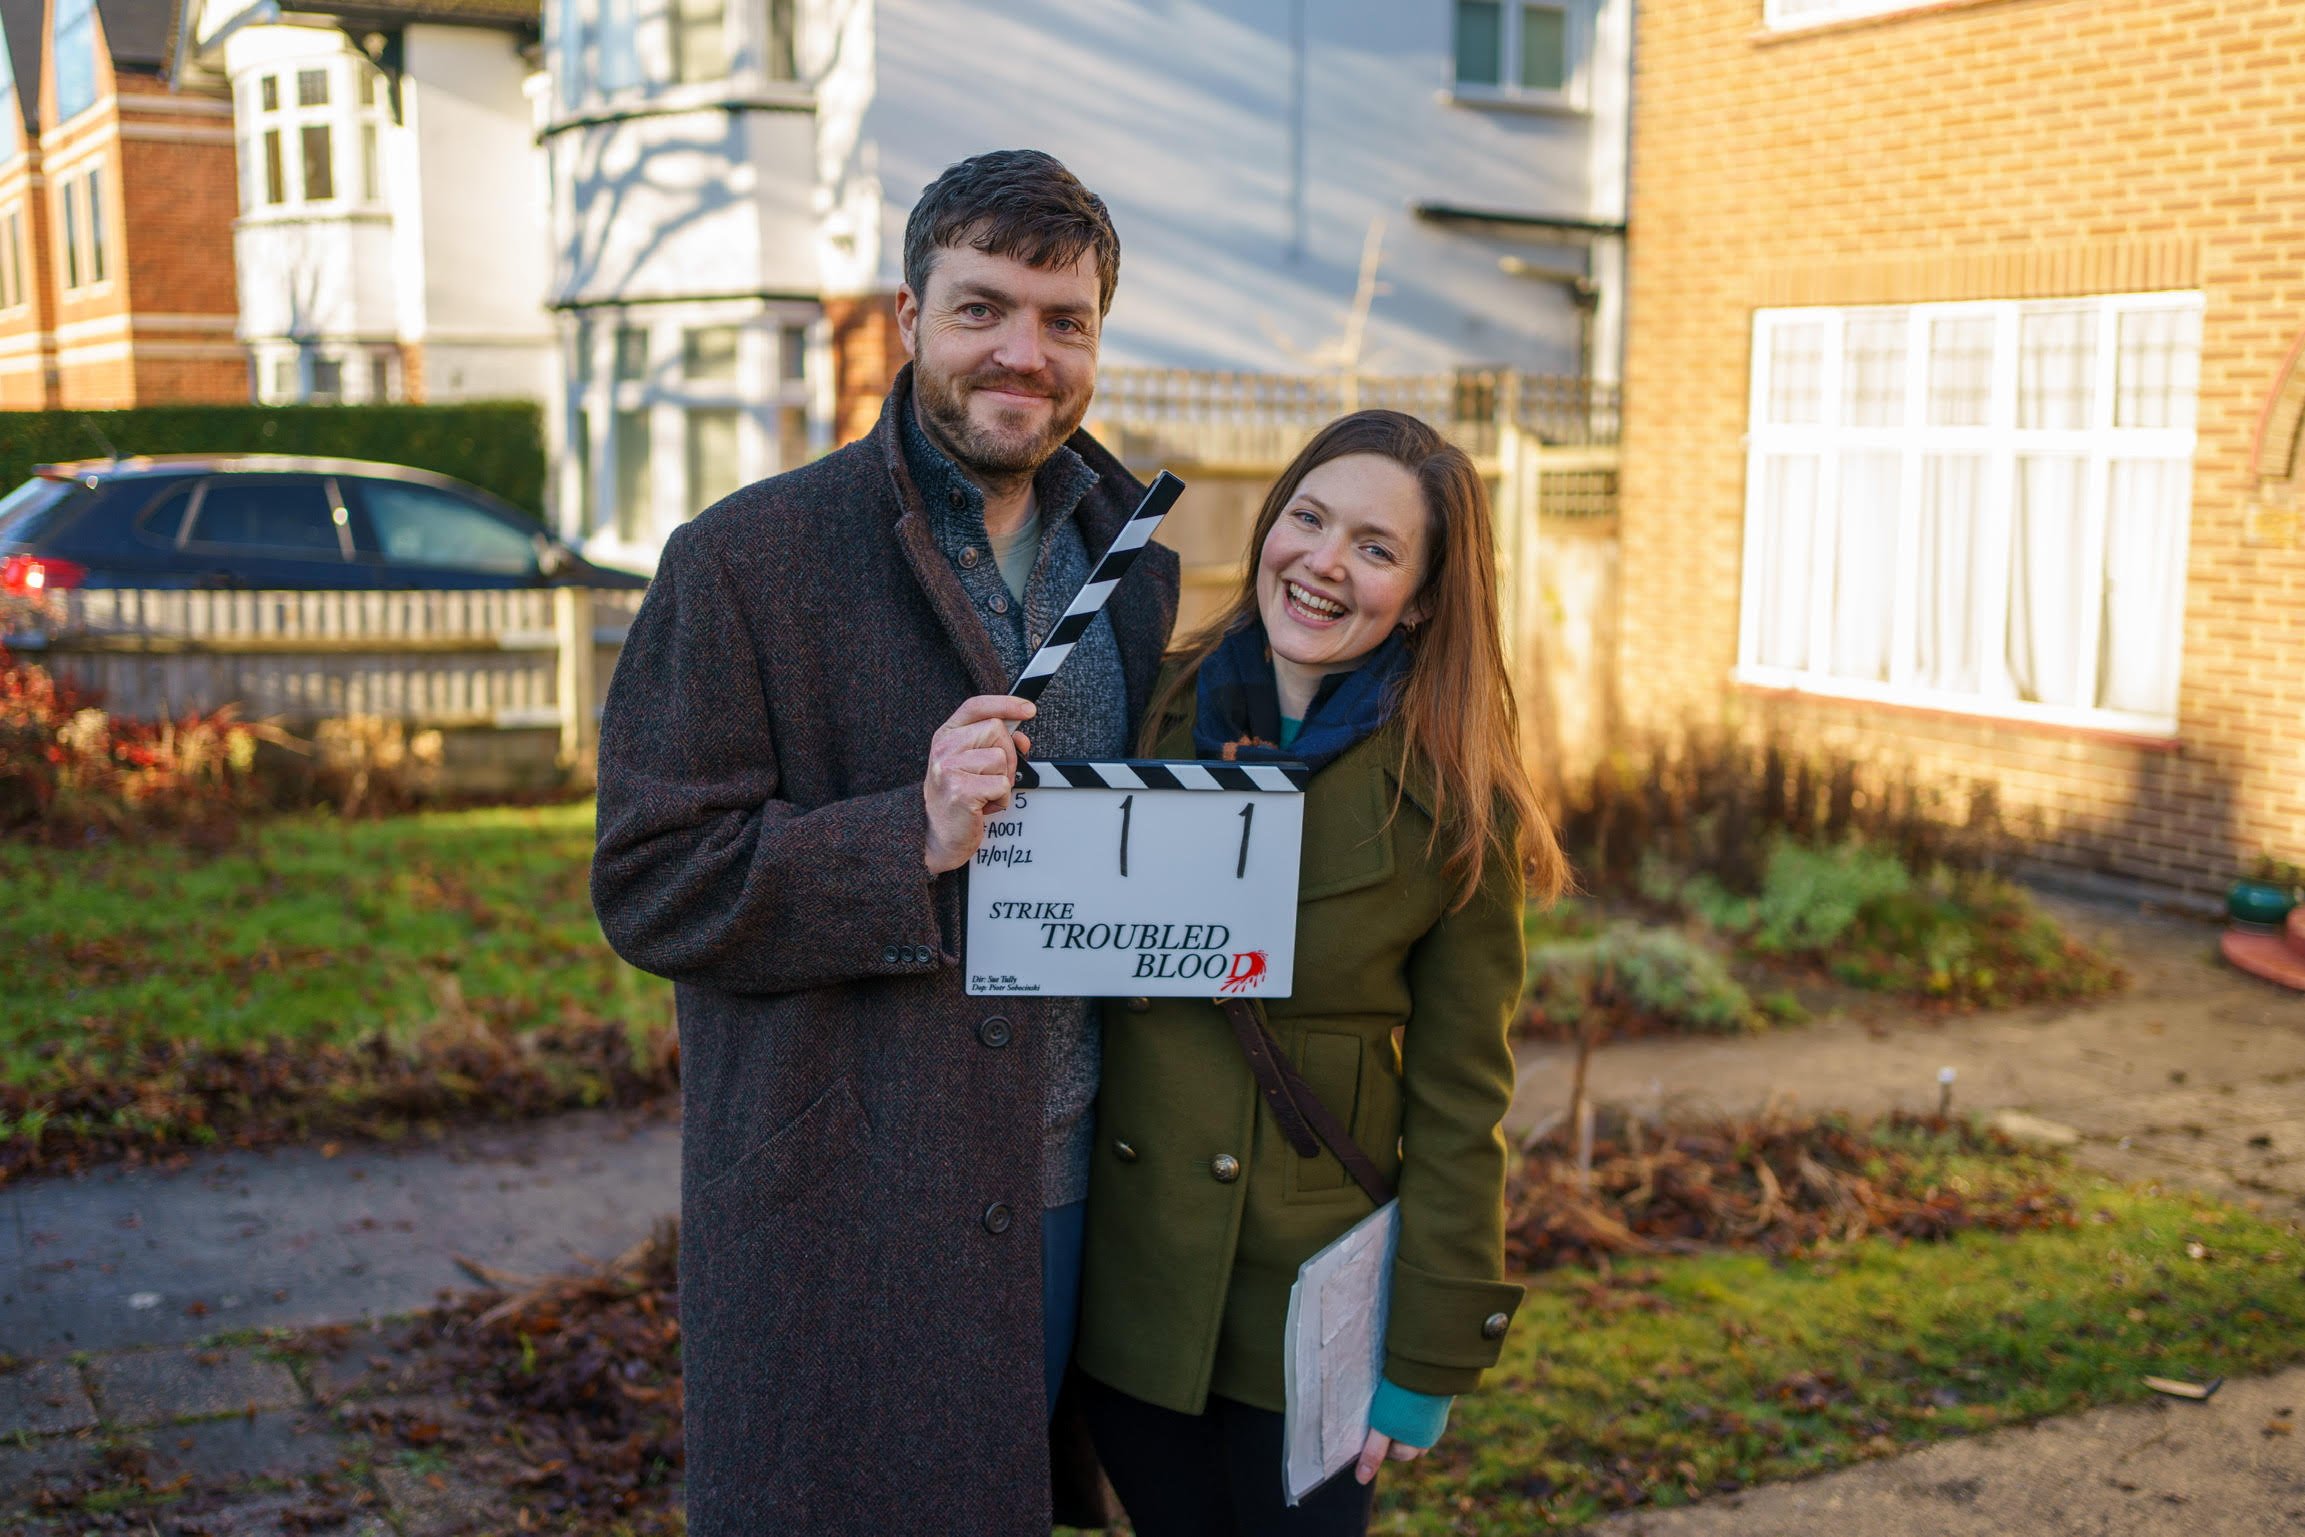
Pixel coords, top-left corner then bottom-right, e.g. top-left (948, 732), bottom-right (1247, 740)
top-left (0, 455), bottom-right (646, 595)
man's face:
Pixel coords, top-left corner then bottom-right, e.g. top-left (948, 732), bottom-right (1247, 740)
top-left (896, 242), bottom-right (1102, 484)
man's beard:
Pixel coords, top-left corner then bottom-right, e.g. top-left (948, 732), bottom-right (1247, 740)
top-left (913, 361), bottom-right (1091, 492)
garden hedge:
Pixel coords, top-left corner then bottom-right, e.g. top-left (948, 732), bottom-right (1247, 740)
top-left (0, 401), bottom-right (549, 518)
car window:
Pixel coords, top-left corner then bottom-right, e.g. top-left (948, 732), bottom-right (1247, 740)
top-left (0, 479), bottom-right (85, 544)
top-left (135, 486), bottom-right (195, 546)
top-left (356, 480), bottom-right (537, 575)
top-left (187, 480), bottom-right (346, 558)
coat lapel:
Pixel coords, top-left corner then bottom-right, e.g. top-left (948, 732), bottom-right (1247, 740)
top-left (876, 367), bottom-right (1009, 698)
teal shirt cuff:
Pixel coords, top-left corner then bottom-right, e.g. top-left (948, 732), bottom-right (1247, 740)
top-left (1368, 1376), bottom-right (1452, 1449)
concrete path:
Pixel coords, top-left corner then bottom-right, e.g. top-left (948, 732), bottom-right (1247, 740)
top-left (1602, 1363), bottom-right (2305, 1536)
top-left (1509, 895), bottom-right (2305, 1211)
top-left (3, 1106), bottom-right (677, 1358)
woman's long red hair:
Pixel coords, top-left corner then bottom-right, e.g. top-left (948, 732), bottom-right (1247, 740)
top-left (1141, 410), bottom-right (1568, 908)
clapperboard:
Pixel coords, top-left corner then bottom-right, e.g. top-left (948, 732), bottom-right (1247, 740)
top-left (965, 472), bottom-right (1310, 998)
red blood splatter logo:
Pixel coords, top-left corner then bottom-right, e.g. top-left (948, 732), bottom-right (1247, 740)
top-left (1221, 949), bottom-right (1268, 993)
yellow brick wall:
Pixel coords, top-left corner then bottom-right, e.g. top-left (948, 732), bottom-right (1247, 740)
top-left (1621, 0), bottom-right (2305, 893)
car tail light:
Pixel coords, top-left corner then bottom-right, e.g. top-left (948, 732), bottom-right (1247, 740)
top-left (0, 555), bottom-right (88, 594)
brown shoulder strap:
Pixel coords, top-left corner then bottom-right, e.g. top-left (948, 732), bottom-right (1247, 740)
top-left (1219, 1000), bottom-right (1397, 1207)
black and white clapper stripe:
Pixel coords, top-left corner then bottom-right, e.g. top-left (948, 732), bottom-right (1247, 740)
top-left (1015, 759), bottom-right (1311, 792)
top-left (1009, 470), bottom-right (1186, 703)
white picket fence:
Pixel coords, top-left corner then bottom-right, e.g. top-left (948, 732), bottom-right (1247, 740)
top-left (10, 587), bottom-right (643, 780)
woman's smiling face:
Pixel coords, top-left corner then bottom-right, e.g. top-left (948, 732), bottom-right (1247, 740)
top-left (1256, 452), bottom-right (1431, 680)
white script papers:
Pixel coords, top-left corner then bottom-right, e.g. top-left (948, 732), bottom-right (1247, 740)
top-left (1281, 1199), bottom-right (1400, 1505)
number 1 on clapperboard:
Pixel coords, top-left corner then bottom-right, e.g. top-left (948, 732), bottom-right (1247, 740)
top-left (1112, 795), bottom-right (1256, 878)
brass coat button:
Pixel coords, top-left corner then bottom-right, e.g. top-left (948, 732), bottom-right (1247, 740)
top-left (982, 1203), bottom-right (1013, 1235)
top-left (1481, 1311), bottom-right (1510, 1341)
top-left (1113, 1139), bottom-right (1139, 1163)
top-left (1210, 1154), bottom-right (1241, 1183)
top-left (977, 1016), bottom-right (1012, 1049)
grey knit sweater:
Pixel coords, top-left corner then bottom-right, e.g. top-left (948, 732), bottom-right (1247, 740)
top-left (900, 406), bottom-right (1127, 1207)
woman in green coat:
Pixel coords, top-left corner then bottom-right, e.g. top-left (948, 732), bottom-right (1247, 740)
top-left (1075, 410), bottom-right (1569, 1534)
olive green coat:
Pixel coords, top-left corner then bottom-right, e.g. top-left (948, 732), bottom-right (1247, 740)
top-left (1075, 688), bottom-right (1527, 1415)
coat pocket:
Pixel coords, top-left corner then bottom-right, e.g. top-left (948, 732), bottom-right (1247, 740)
top-left (693, 1075), bottom-right (870, 1239)
top-left (1286, 1031), bottom-right (1364, 1197)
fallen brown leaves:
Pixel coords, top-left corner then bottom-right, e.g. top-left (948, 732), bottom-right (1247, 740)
top-left (1506, 1111), bottom-right (2075, 1273)
top-left (1, 1014), bottom-right (678, 1185)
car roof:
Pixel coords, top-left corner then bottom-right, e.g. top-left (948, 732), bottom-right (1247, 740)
top-left (34, 454), bottom-right (516, 504)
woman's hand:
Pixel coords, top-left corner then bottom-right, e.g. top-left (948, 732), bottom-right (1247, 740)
top-left (1353, 1429), bottom-right (1425, 1484)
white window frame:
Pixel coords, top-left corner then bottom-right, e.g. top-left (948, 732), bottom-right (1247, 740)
top-left (241, 57), bottom-right (387, 215)
top-left (0, 204), bottom-right (23, 311)
top-left (56, 165), bottom-right (109, 294)
top-left (1764, 0), bottom-right (1932, 31)
top-left (1736, 292), bottom-right (2203, 739)
top-left (1448, 0), bottom-right (1591, 113)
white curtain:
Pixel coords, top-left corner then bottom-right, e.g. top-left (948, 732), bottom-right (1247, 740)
top-left (2007, 457), bottom-right (2087, 706)
top-left (1829, 451), bottom-right (1898, 681)
top-left (2018, 308), bottom-right (2094, 430)
top-left (2099, 460), bottom-right (2188, 717)
top-left (1750, 455), bottom-right (1818, 671)
top-left (1914, 455), bottom-right (1986, 692)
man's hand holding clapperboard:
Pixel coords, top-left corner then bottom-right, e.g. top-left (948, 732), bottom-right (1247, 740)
top-left (963, 472), bottom-right (1310, 1001)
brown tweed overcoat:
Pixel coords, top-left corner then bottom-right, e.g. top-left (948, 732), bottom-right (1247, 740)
top-left (590, 368), bottom-right (1179, 1537)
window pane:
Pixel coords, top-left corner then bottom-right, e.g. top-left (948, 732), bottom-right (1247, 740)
top-left (1912, 455), bottom-right (1988, 692)
top-left (613, 409), bottom-right (651, 541)
top-left (1749, 455), bottom-right (1818, 671)
top-left (1455, 0), bottom-right (1503, 86)
top-left (1764, 320), bottom-right (1826, 425)
top-left (61, 180), bottom-right (80, 289)
top-left (2098, 460), bottom-right (2188, 716)
top-left (310, 357), bottom-right (344, 400)
top-left (84, 169), bottom-right (104, 282)
top-left (613, 325), bottom-right (648, 383)
top-left (572, 319), bottom-right (594, 386)
top-left (1827, 451), bottom-right (1898, 682)
top-left (1841, 313), bottom-right (1906, 428)
top-left (2115, 308), bottom-right (2202, 431)
top-left (300, 124), bottom-right (334, 201)
top-left (673, 0), bottom-right (727, 83)
top-left (53, 0), bottom-right (95, 120)
top-left (572, 405), bottom-right (594, 532)
top-left (1926, 315), bottom-right (1994, 427)
top-left (361, 122), bottom-right (380, 201)
top-left (264, 129), bottom-right (286, 204)
top-left (2006, 457), bottom-right (2088, 706)
top-left (766, 0), bottom-right (797, 79)
top-left (780, 323), bottom-right (809, 382)
top-left (297, 68), bottom-right (330, 107)
top-left (269, 356), bottom-right (298, 400)
top-left (366, 67), bottom-right (387, 106)
top-left (778, 405), bottom-right (810, 471)
top-left (687, 407), bottom-right (741, 511)
top-left (260, 74), bottom-right (280, 112)
top-left (189, 481), bottom-right (343, 555)
top-left (2017, 307), bottom-right (2094, 431)
top-left (683, 325), bottom-right (739, 381)
top-left (598, 0), bottom-right (640, 92)
top-left (360, 480), bottom-right (537, 574)
top-left (1519, 4), bottom-right (1567, 90)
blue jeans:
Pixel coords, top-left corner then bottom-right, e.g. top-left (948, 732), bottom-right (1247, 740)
top-left (1042, 1200), bottom-right (1086, 1417)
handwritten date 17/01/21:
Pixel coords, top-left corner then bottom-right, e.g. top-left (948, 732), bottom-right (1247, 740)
top-left (1110, 795), bottom-right (1256, 879)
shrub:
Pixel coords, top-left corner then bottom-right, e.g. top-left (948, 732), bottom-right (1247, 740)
top-left (1828, 872), bottom-right (2126, 1007)
top-left (1656, 839), bottom-right (1915, 954)
top-left (0, 401), bottom-right (548, 516)
top-left (1523, 923), bottom-right (1769, 1039)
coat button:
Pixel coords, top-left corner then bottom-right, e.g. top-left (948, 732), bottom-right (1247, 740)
top-left (982, 1202), bottom-right (1013, 1235)
top-left (1210, 1154), bottom-right (1241, 1183)
top-left (989, 593), bottom-right (1009, 615)
top-left (1124, 997), bottom-right (1151, 1013)
top-left (948, 487), bottom-right (967, 509)
top-left (977, 1015), bottom-right (1012, 1049)
top-left (1481, 1312), bottom-right (1510, 1341)
top-left (1113, 1139), bottom-right (1138, 1163)
top-left (960, 546), bottom-right (981, 568)
top-left (880, 945), bottom-right (899, 964)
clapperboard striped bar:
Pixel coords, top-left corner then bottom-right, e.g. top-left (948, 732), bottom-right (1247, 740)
top-left (1010, 470), bottom-right (1186, 703)
top-left (1016, 759), bottom-right (1311, 792)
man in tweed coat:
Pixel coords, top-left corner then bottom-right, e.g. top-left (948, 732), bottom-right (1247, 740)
top-left (591, 150), bottom-right (1178, 1535)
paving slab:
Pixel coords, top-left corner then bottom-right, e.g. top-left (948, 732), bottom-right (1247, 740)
top-left (135, 1408), bottom-right (353, 1485)
top-left (88, 1346), bottom-right (303, 1427)
top-left (1602, 1363), bottom-right (2305, 1535)
top-left (373, 1464), bottom-right (506, 1537)
top-left (0, 1431), bottom-right (99, 1503)
top-left (0, 1106), bottom-right (677, 1357)
top-left (0, 1360), bottom-right (94, 1436)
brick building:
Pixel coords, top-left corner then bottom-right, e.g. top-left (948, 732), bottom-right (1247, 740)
top-left (1617, 0), bottom-right (2305, 895)
top-left (15, 0), bottom-right (245, 407)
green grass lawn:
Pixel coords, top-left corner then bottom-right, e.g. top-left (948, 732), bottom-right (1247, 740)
top-left (0, 800), bottom-right (666, 1087)
top-left (1372, 1170), bottom-right (2305, 1532)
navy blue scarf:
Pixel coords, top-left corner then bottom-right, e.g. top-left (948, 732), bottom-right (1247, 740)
top-left (1191, 622), bottom-right (1411, 774)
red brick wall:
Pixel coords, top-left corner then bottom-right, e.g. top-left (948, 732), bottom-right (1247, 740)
top-left (825, 292), bottom-right (907, 445)
top-left (1620, 0), bottom-right (2305, 893)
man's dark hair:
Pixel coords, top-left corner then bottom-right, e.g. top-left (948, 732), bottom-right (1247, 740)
top-left (903, 149), bottom-right (1121, 316)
